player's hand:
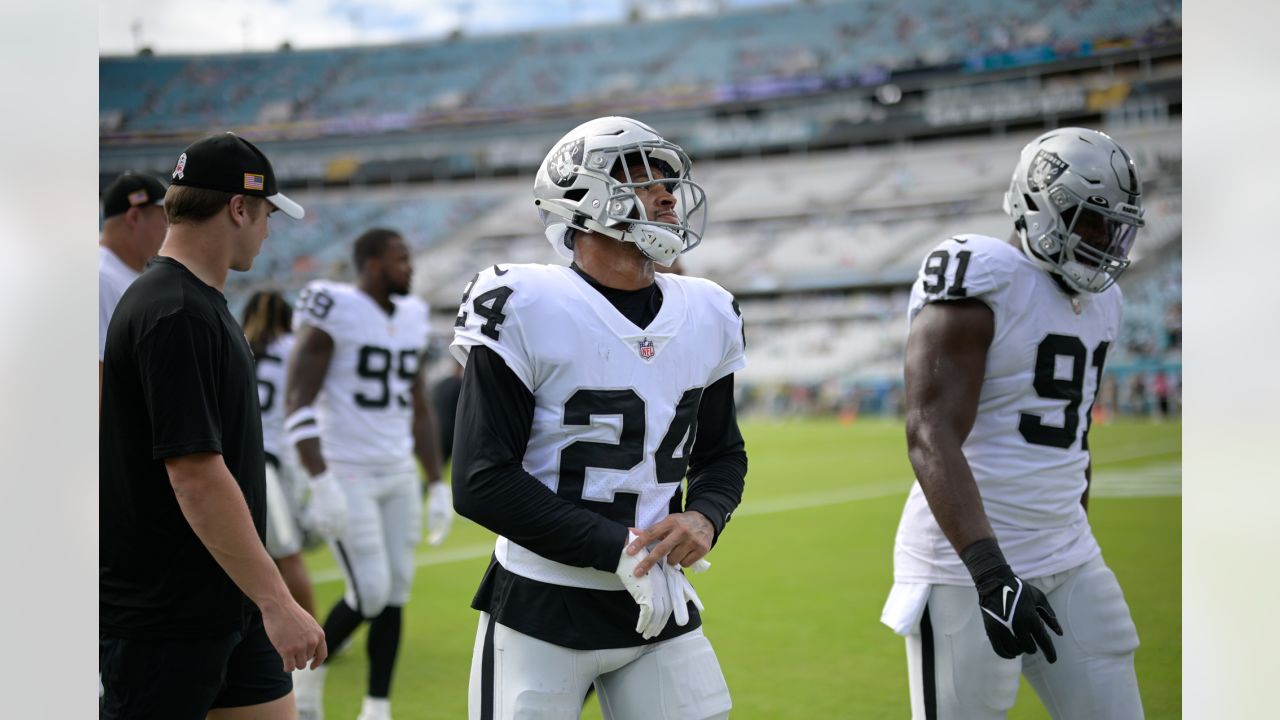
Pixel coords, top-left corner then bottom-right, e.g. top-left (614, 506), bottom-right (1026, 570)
top-left (615, 531), bottom-right (674, 639)
top-left (302, 471), bottom-right (348, 539)
top-left (626, 511), bottom-right (714, 577)
top-left (424, 481), bottom-right (454, 546)
top-left (961, 538), bottom-right (1063, 663)
top-left (665, 561), bottom-right (708, 627)
top-left (260, 595), bottom-right (328, 672)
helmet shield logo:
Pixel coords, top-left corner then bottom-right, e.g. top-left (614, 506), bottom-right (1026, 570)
top-left (547, 138), bottom-right (585, 187)
top-left (1027, 149), bottom-right (1068, 192)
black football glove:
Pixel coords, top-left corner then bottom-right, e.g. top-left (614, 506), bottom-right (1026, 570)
top-left (960, 538), bottom-right (1064, 663)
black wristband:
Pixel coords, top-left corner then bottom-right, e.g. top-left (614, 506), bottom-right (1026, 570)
top-left (959, 537), bottom-right (1012, 590)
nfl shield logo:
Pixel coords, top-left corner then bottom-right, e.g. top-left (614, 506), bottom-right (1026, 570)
top-left (638, 338), bottom-right (655, 360)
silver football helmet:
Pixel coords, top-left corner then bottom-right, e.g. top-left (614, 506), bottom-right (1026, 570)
top-left (533, 116), bottom-right (707, 267)
top-left (1003, 127), bottom-right (1145, 293)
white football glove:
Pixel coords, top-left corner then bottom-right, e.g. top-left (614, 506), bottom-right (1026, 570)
top-left (424, 482), bottom-right (454, 546)
top-left (615, 532), bottom-right (674, 640)
top-left (667, 560), bottom-right (709, 627)
top-left (301, 471), bottom-right (348, 540)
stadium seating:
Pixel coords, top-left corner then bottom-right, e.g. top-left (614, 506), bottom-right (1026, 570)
top-left (100, 0), bottom-right (1179, 134)
top-left (101, 2), bottom-right (1181, 401)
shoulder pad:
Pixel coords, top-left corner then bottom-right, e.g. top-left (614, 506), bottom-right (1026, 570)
top-left (448, 263), bottom-right (547, 387)
top-left (913, 234), bottom-right (1017, 304)
top-left (392, 293), bottom-right (430, 319)
top-left (293, 280), bottom-right (354, 334)
top-left (675, 274), bottom-right (740, 323)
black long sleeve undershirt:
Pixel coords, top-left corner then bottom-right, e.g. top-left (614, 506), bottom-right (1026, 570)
top-left (451, 345), bottom-right (747, 569)
top-left (451, 345), bottom-right (628, 572)
top-left (684, 372), bottom-right (747, 545)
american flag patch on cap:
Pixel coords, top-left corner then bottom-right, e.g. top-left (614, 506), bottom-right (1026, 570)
top-left (127, 189), bottom-right (149, 206)
top-left (243, 173), bottom-right (265, 191)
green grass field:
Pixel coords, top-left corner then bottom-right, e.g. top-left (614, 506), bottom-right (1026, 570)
top-left (303, 418), bottom-right (1181, 719)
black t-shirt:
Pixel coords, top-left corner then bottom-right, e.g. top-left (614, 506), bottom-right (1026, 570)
top-left (100, 257), bottom-right (267, 639)
top-left (452, 266), bottom-right (748, 649)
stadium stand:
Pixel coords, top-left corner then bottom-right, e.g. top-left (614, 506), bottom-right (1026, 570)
top-left (101, 0), bottom-right (1182, 417)
top-left (100, 0), bottom-right (1179, 133)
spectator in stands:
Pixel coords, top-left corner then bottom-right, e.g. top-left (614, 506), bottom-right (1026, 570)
top-left (1128, 373), bottom-right (1148, 416)
top-left (1165, 301), bottom-right (1181, 350)
top-left (1152, 370), bottom-right (1171, 420)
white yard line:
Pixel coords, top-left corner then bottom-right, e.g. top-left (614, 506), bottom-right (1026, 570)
top-left (311, 448), bottom-right (1181, 584)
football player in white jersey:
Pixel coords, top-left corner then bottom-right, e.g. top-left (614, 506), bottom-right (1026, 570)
top-left (284, 229), bottom-right (450, 720)
top-left (451, 116), bottom-right (747, 720)
top-left (882, 128), bottom-right (1147, 719)
top-left (241, 290), bottom-right (316, 619)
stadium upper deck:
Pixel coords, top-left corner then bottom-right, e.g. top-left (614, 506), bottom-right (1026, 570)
top-left (101, 0), bottom-right (1180, 140)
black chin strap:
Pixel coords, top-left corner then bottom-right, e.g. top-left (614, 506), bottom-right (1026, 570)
top-left (1049, 271), bottom-right (1080, 298)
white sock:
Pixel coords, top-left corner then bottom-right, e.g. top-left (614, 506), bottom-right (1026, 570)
top-left (292, 664), bottom-right (327, 708)
top-left (360, 695), bottom-right (391, 719)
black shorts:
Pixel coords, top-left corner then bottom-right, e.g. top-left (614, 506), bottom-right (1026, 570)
top-left (99, 611), bottom-right (291, 719)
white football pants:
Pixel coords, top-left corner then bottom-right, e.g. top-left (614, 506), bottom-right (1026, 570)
top-left (328, 463), bottom-right (422, 618)
top-left (264, 461), bottom-right (304, 559)
top-left (468, 613), bottom-right (732, 720)
top-left (905, 555), bottom-right (1143, 719)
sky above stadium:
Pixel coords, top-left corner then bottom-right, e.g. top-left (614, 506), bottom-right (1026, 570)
top-left (99, 0), bottom-right (796, 56)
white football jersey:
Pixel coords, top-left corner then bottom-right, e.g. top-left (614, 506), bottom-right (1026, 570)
top-left (450, 264), bottom-right (746, 591)
top-left (294, 281), bottom-right (430, 470)
top-left (99, 246), bottom-right (141, 361)
top-left (893, 234), bottom-right (1122, 584)
top-left (254, 333), bottom-right (294, 458)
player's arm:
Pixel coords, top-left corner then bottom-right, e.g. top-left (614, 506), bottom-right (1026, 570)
top-left (451, 345), bottom-right (630, 572)
top-left (903, 299), bottom-right (997, 550)
top-left (166, 452), bottom-right (326, 671)
top-left (284, 324), bottom-right (334, 477)
top-left (412, 356), bottom-right (453, 545)
top-left (410, 357), bottom-right (443, 485)
top-left (906, 298), bottom-right (1062, 662)
top-left (284, 324), bottom-right (348, 539)
top-left (629, 372), bottom-right (747, 575)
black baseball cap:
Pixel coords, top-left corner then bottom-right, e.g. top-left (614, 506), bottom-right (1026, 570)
top-left (168, 132), bottom-right (304, 220)
top-left (102, 171), bottom-right (166, 219)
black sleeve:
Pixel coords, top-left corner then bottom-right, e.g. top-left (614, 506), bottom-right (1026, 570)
top-left (684, 372), bottom-right (747, 546)
top-left (432, 376), bottom-right (462, 464)
top-left (451, 345), bottom-right (629, 572)
top-left (137, 312), bottom-right (224, 459)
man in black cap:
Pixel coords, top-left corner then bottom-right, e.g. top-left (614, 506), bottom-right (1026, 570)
top-left (98, 171), bottom-right (167, 399)
top-left (100, 132), bottom-right (323, 720)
